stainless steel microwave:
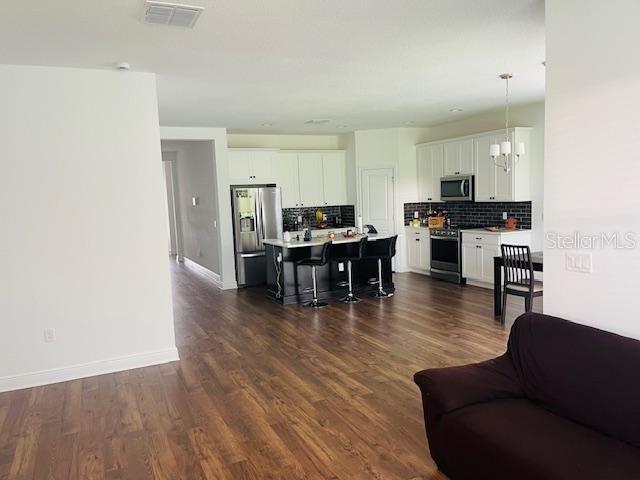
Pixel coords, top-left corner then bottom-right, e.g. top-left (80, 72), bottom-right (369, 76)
top-left (440, 175), bottom-right (474, 201)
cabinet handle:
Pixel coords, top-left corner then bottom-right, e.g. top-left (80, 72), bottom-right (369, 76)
top-left (475, 237), bottom-right (482, 240)
top-left (416, 239), bottom-right (420, 242)
top-left (476, 245), bottom-right (482, 249)
top-left (427, 197), bottom-right (432, 201)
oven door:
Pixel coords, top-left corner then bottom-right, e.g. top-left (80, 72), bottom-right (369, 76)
top-left (440, 176), bottom-right (473, 201)
top-left (430, 236), bottom-right (460, 272)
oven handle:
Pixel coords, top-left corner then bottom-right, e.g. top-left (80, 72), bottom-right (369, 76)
top-left (430, 235), bottom-right (460, 241)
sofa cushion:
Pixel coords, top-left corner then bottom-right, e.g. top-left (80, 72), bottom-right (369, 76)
top-left (437, 398), bottom-right (640, 480)
top-left (508, 313), bottom-right (640, 447)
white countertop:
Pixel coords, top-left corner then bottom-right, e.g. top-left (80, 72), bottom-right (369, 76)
top-left (264, 233), bottom-right (392, 249)
top-left (461, 228), bottom-right (531, 235)
top-left (406, 225), bottom-right (531, 235)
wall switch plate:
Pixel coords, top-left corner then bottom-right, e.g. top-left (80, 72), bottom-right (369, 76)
top-left (44, 328), bottom-right (56, 343)
top-left (191, 197), bottom-right (199, 207)
top-left (502, 211), bottom-right (508, 220)
top-left (297, 215), bottom-right (303, 223)
top-left (565, 252), bottom-right (593, 273)
top-left (338, 262), bottom-right (345, 272)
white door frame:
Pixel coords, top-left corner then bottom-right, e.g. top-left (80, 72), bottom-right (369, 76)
top-left (162, 151), bottom-right (185, 262)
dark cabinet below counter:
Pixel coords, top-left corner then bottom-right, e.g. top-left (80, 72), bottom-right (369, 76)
top-left (265, 243), bottom-right (394, 305)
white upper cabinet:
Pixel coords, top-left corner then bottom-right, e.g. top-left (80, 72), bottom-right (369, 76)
top-left (228, 149), bottom-right (276, 184)
top-left (417, 143), bottom-right (444, 202)
top-left (228, 150), bottom-right (251, 182)
top-left (274, 152), bottom-right (301, 208)
top-left (321, 151), bottom-right (348, 206)
top-left (297, 153), bottom-right (326, 207)
top-left (474, 128), bottom-right (531, 202)
top-left (443, 139), bottom-right (474, 176)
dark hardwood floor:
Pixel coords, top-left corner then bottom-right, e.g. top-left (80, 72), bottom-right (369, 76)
top-left (0, 262), bottom-right (540, 479)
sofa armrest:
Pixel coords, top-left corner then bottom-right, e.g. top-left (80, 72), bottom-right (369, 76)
top-left (414, 354), bottom-right (523, 418)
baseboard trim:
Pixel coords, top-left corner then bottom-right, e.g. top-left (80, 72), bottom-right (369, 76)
top-left (183, 257), bottom-right (222, 288)
top-left (0, 347), bottom-right (179, 393)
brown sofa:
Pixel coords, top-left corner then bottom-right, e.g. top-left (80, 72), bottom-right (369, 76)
top-left (414, 312), bottom-right (640, 480)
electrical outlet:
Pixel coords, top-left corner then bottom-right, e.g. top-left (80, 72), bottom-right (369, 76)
top-left (44, 328), bottom-right (56, 343)
top-left (338, 262), bottom-right (345, 272)
top-left (566, 252), bottom-right (593, 273)
top-left (414, 211), bottom-right (419, 219)
top-left (502, 211), bottom-right (508, 220)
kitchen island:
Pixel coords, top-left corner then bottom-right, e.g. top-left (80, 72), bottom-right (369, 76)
top-left (263, 233), bottom-right (395, 304)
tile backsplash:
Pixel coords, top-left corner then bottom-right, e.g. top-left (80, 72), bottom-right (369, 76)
top-left (283, 205), bottom-right (355, 231)
top-left (404, 201), bottom-right (532, 229)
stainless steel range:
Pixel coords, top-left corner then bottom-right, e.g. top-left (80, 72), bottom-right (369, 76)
top-left (430, 227), bottom-right (464, 284)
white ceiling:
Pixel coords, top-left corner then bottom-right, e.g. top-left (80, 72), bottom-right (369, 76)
top-left (0, 0), bottom-right (545, 133)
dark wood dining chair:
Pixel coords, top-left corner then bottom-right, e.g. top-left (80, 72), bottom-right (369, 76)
top-left (500, 244), bottom-right (543, 323)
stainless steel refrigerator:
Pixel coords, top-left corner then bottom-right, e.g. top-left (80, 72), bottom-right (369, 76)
top-left (231, 186), bottom-right (283, 287)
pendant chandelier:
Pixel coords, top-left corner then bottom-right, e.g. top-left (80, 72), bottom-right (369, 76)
top-left (490, 73), bottom-right (525, 173)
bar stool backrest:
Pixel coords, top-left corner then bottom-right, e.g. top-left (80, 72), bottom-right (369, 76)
top-left (355, 236), bottom-right (368, 260)
top-left (318, 241), bottom-right (332, 266)
top-left (387, 235), bottom-right (398, 258)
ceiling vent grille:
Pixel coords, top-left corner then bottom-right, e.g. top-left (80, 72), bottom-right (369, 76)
top-left (143, 1), bottom-right (204, 28)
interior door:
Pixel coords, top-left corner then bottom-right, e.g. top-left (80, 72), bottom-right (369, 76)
top-left (360, 168), bottom-right (394, 234)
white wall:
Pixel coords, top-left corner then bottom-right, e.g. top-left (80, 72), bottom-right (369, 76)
top-left (162, 141), bottom-right (220, 275)
top-left (352, 128), bottom-right (422, 271)
top-left (227, 133), bottom-right (346, 150)
top-left (544, 0), bottom-right (640, 338)
top-left (160, 127), bottom-right (237, 290)
top-left (416, 102), bottom-right (545, 250)
top-left (0, 65), bottom-right (178, 392)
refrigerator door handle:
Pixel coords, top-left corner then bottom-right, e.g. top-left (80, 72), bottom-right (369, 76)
top-left (255, 188), bottom-right (265, 248)
top-left (240, 252), bottom-right (265, 258)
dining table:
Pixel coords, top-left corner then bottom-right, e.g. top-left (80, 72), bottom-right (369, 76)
top-left (493, 251), bottom-right (544, 317)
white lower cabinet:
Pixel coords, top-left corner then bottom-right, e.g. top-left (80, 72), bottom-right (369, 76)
top-left (462, 230), bottom-right (532, 286)
top-left (406, 227), bottom-right (430, 272)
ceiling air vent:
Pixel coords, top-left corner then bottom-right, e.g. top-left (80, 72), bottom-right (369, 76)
top-left (143, 1), bottom-right (204, 28)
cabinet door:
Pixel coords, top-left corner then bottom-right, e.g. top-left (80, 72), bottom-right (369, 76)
top-left (459, 139), bottom-right (474, 174)
top-left (228, 150), bottom-right (252, 182)
top-left (443, 141), bottom-right (460, 176)
top-left (417, 144), bottom-right (444, 202)
top-left (494, 132), bottom-right (514, 201)
top-left (321, 152), bottom-right (347, 206)
top-left (480, 245), bottom-right (500, 284)
top-left (443, 140), bottom-right (473, 176)
top-left (250, 151), bottom-right (275, 182)
top-left (274, 152), bottom-right (301, 208)
top-left (474, 135), bottom-right (496, 201)
top-left (297, 153), bottom-right (325, 207)
top-left (418, 234), bottom-right (430, 270)
top-left (462, 243), bottom-right (481, 280)
top-left (407, 236), bottom-right (421, 269)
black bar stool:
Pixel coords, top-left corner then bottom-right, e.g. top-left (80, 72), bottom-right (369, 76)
top-left (365, 235), bottom-right (398, 298)
top-left (296, 242), bottom-right (332, 308)
top-left (334, 236), bottom-right (368, 303)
